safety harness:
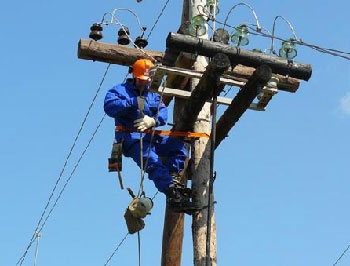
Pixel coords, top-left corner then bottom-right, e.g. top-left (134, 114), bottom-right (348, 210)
top-left (115, 125), bottom-right (210, 139)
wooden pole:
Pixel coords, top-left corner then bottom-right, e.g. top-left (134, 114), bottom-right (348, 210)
top-left (188, 1), bottom-right (217, 266)
top-left (161, 1), bottom-right (190, 266)
top-left (161, 209), bottom-right (185, 266)
top-left (191, 54), bottom-right (215, 266)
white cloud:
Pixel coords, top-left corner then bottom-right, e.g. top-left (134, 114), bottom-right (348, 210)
top-left (339, 92), bottom-right (350, 115)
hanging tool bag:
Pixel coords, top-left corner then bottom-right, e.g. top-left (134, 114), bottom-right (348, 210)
top-left (108, 141), bottom-right (123, 172)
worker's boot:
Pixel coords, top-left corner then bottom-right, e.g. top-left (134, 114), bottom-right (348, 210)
top-left (165, 183), bottom-right (198, 214)
top-left (170, 172), bottom-right (194, 197)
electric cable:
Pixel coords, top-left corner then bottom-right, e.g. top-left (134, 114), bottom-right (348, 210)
top-left (193, 5), bottom-right (349, 61)
top-left (19, 3), bottom-right (350, 266)
top-left (98, 2), bottom-right (172, 63)
top-left (146, 0), bottom-right (171, 40)
top-left (16, 4), bottom-right (183, 265)
top-left (141, 0), bottom-right (175, 58)
top-left (215, 19), bottom-right (350, 60)
top-left (102, 232), bottom-right (129, 266)
top-left (332, 244), bottom-right (350, 266)
top-left (37, 114), bottom-right (106, 233)
top-left (102, 7), bottom-right (350, 266)
top-left (205, 76), bottom-right (219, 266)
top-left (16, 64), bottom-right (112, 266)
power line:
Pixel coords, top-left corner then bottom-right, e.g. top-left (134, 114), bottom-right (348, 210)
top-left (15, 25), bottom-right (161, 262)
top-left (36, 114), bottom-right (106, 234)
top-left (16, 2), bottom-right (350, 265)
top-left (213, 19), bottom-right (350, 60)
top-left (103, 232), bottom-right (129, 266)
top-left (332, 244), bottom-right (350, 266)
top-left (16, 64), bottom-right (111, 266)
top-left (146, 0), bottom-right (171, 40)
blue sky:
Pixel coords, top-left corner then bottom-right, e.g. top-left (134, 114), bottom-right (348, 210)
top-left (1, 1), bottom-right (350, 266)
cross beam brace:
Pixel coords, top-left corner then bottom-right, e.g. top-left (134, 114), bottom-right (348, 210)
top-left (165, 32), bottom-right (312, 81)
top-left (77, 39), bottom-right (301, 92)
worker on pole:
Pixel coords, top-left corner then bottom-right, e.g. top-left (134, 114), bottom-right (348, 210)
top-left (104, 58), bottom-right (194, 212)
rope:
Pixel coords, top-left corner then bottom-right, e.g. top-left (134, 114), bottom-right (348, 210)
top-left (33, 231), bottom-right (41, 266)
top-left (137, 232), bottom-right (141, 266)
top-left (136, 79), bottom-right (167, 197)
top-left (138, 122), bottom-right (145, 197)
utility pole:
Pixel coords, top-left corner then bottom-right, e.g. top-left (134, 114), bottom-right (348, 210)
top-left (77, 1), bottom-right (312, 265)
top-left (187, 1), bottom-right (216, 266)
top-left (161, 3), bottom-right (190, 266)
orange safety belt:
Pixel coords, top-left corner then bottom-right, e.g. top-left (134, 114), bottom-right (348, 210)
top-left (115, 125), bottom-right (210, 139)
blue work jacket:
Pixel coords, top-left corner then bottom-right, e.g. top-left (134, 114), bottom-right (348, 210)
top-left (104, 79), bottom-right (168, 143)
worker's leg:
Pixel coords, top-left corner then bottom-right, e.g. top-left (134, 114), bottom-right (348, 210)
top-left (123, 138), bottom-right (173, 193)
top-left (155, 136), bottom-right (187, 175)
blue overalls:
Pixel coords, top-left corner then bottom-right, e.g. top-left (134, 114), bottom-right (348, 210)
top-left (104, 79), bottom-right (187, 193)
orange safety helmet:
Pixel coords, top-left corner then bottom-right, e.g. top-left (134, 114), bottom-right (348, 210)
top-left (132, 59), bottom-right (154, 81)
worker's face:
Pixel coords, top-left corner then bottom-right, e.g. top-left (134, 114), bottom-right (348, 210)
top-left (135, 78), bottom-right (150, 93)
